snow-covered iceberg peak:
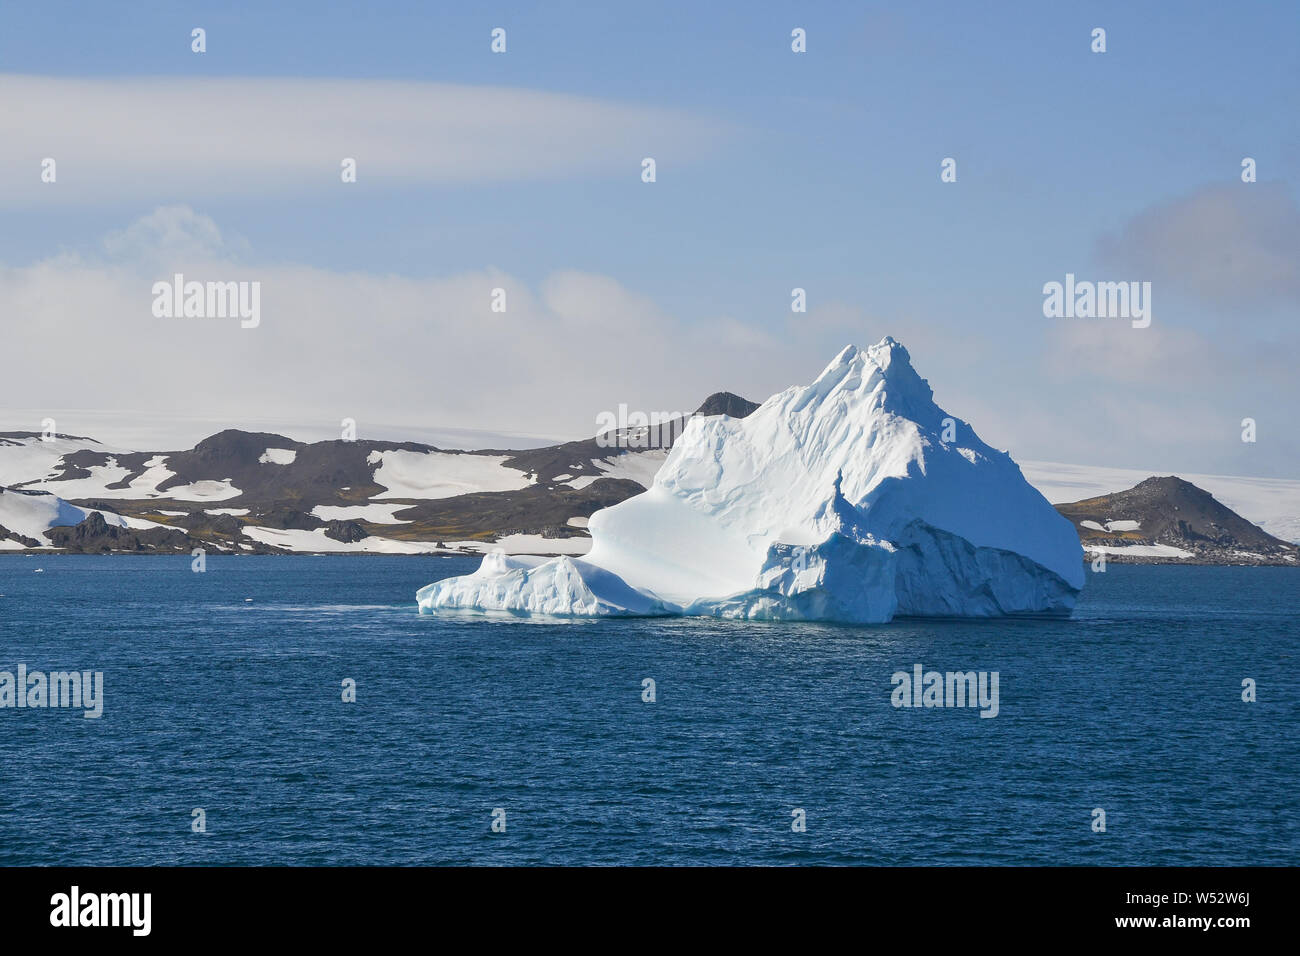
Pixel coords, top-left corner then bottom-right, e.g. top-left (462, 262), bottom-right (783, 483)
top-left (418, 338), bottom-right (1084, 622)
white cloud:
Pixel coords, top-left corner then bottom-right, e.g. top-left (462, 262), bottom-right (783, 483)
top-left (0, 207), bottom-right (807, 442)
top-left (102, 205), bottom-right (242, 264)
top-left (0, 75), bottom-right (727, 204)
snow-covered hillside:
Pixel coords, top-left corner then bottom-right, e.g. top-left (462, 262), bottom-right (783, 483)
top-left (0, 433), bottom-right (122, 488)
top-left (0, 486), bottom-right (168, 549)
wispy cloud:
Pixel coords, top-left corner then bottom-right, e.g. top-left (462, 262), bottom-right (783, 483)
top-left (0, 75), bottom-right (729, 204)
top-left (1095, 182), bottom-right (1300, 309)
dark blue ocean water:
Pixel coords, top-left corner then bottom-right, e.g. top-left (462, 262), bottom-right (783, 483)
top-left (0, 555), bottom-right (1295, 866)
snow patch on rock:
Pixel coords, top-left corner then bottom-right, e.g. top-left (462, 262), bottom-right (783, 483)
top-left (258, 448), bottom-right (297, 465)
top-left (370, 450), bottom-right (533, 500)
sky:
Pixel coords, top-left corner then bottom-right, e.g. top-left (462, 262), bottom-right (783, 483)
top-left (0, 0), bottom-right (1296, 477)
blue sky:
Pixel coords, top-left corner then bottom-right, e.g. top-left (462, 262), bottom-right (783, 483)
top-left (1, 1), bottom-right (1296, 477)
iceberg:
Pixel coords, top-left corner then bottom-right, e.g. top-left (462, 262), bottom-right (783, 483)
top-left (417, 338), bottom-right (1084, 622)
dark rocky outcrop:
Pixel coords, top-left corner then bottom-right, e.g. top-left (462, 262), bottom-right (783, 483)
top-left (45, 511), bottom-right (193, 553)
top-left (0, 524), bottom-right (41, 548)
top-left (694, 391), bottom-right (760, 419)
top-left (323, 520), bottom-right (368, 543)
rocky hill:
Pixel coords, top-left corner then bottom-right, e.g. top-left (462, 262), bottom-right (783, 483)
top-left (0, 394), bottom-right (756, 556)
top-left (1056, 476), bottom-right (1300, 566)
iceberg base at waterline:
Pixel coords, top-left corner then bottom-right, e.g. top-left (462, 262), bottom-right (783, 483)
top-left (416, 338), bottom-right (1084, 624)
